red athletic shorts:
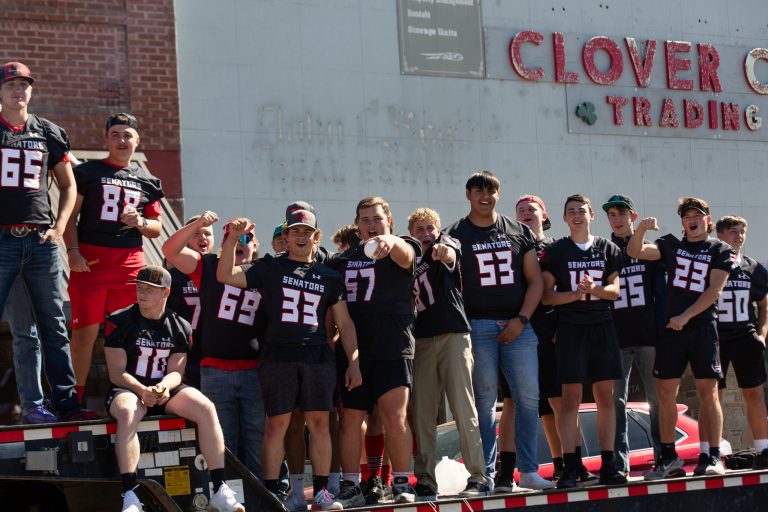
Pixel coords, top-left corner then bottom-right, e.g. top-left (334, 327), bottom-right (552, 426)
top-left (68, 243), bottom-right (144, 329)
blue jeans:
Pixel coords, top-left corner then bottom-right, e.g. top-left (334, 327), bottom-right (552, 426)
top-left (470, 319), bottom-right (540, 474)
top-left (614, 346), bottom-right (660, 471)
top-left (201, 366), bottom-right (265, 478)
top-left (0, 230), bottom-right (79, 417)
top-left (4, 277), bottom-right (44, 414)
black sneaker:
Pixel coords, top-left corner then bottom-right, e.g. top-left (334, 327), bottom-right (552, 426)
top-left (392, 479), bottom-right (416, 504)
top-left (492, 474), bottom-right (516, 494)
top-left (599, 465), bottom-right (628, 485)
top-left (414, 483), bottom-right (436, 502)
top-left (335, 480), bottom-right (365, 509)
top-left (364, 475), bottom-right (387, 505)
top-left (693, 453), bottom-right (709, 476)
top-left (577, 465), bottom-right (599, 487)
top-left (459, 481), bottom-right (490, 498)
top-left (754, 448), bottom-right (768, 470)
top-left (556, 467), bottom-right (579, 489)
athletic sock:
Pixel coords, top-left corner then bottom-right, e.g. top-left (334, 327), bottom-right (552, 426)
top-left (365, 434), bottom-right (385, 477)
top-left (328, 472), bottom-right (341, 491)
top-left (290, 474), bottom-right (304, 495)
top-left (121, 472), bottom-right (138, 493)
top-left (709, 446), bottom-right (721, 460)
top-left (342, 472), bottom-right (361, 485)
top-left (313, 475), bottom-right (329, 495)
top-left (700, 441), bottom-right (710, 455)
top-left (381, 464), bottom-right (392, 486)
top-left (75, 385), bottom-right (85, 404)
top-left (661, 443), bottom-right (677, 462)
top-left (210, 468), bottom-right (226, 493)
top-left (754, 439), bottom-right (768, 452)
top-left (499, 451), bottom-right (517, 478)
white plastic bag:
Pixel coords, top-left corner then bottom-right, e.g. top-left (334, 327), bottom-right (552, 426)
top-left (435, 456), bottom-right (471, 496)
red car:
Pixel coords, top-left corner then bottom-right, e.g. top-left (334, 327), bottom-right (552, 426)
top-left (436, 402), bottom-right (700, 479)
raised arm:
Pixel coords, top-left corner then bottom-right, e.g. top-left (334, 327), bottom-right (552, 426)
top-left (163, 210), bottom-right (218, 275)
top-left (627, 217), bottom-right (662, 261)
top-left (216, 217), bottom-right (252, 289)
top-left (368, 234), bottom-right (415, 270)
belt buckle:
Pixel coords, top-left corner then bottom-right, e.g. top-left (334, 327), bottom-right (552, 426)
top-left (10, 226), bottom-right (31, 237)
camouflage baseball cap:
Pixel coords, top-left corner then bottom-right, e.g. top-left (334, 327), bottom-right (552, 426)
top-left (0, 62), bottom-right (35, 84)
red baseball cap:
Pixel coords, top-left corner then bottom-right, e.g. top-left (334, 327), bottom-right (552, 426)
top-left (0, 62), bottom-right (35, 84)
top-left (516, 195), bottom-right (551, 230)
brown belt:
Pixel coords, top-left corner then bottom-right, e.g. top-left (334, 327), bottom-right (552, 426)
top-left (0, 225), bottom-right (42, 237)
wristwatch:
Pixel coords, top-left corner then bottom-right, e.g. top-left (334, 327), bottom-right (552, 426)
top-left (141, 217), bottom-right (148, 228)
top-left (516, 314), bottom-right (529, 325)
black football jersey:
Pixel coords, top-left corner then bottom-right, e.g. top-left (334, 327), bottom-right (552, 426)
top-left (531, 236), bottom-right (557, 342)
top-left (444, 215), bottom-right (536, 320)
top-left (330, 236), bottom-right (421, 360)
top-left (0, 115), bottom-right (69, 225)
top-left (412, 234), bottom-right (470, 338)
top-left (611, 234), bottom-right (660, 347)
top-left (243, 254), bottom-right (344, 361)
top-left (191, 254), bottom-right (263, 360)
top-left (656, 235), bottom-right (735, 325)
top-left (73, 160), bottom-right (163, 248)
top-left (168, 267), bottom-right (203, 340)
top-left (540, 236), bottom-right (622, 324)
top-left (104, 304), bottom-right (190, 387)
top-left (717, 254), bottom-right (768, 340)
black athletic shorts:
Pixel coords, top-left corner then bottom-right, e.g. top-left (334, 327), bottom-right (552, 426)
top-left (654, 321), bottom-right (722, 380)
top-left (258, 359), bottom-right (336, 416)
top-left (538, 337), bottom-right (560, 405)
top-left (555, 321), bottom-right (623, 384)
top-left (105, 384), bottom-right (189, 419)
top-left (718, 332), bottom-right (767, 389)
top-left (341, 359), bottom-right (412, 412)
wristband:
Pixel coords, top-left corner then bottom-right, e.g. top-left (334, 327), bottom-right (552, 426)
top-left (67, 246), bottom-right (79, 251)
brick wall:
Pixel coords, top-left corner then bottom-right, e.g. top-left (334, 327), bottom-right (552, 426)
top-left (0, 0), bottom-right (183, 210)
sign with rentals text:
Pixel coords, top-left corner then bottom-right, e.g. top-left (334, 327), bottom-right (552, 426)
top-left (485, 27), bottom-right (768, 141)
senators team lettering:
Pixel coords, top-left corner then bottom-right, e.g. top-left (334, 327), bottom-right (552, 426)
top-left (472, 240), bottom-right (515, 287)
top-left (672, 249), bottom-right (711, 292)
top-left (0, 147), bottom-right (44, 190)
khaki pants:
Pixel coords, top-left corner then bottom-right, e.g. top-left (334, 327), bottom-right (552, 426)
top-left (412, 332), bottom-right (489, 490)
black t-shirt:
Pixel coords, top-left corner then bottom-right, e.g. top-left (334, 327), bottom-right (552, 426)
top-left (167, 267), bottom-right (203, 357)
top-left (540, 236), bottom-right (622, 325)
top-left (445, 215), bottom-right (536, 320)
top-left (611, 234), bottom-right (659, 348)
top-left (717, 254), bottom-right (768, 341)
top-left (330, 236), bottom-right (421, 360)
top-left (190, 254), bottom-right (262, 361)
top-left (0, 115), bottom-right (69, 226)
top-left (74, 160), bottom-right (164, 248)
top-left (413, 234), bottom-right (470, 338)
top-left (104, 304), bottom-right (190, 387)
top-left (656, 235), bottom-right (736, 325)
top-left (531, 236), bottom-right (557, 342)
top-left (243, 254), bottom-right (344, 362)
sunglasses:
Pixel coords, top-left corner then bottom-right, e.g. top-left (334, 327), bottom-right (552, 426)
top-left (238, 233), bottom-right (254, 245)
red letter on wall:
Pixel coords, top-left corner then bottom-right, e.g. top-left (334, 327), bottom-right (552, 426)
top-left (553, 32), bottom-right (579, 84)
top-left (607, 96), bottom-right (629, 125)
top-left (625, 37), bottom-right (657, 88)
top-left (684, 99), bottom-right (703, 129)
top-left (698, 43), bottom-right (722, 92)
top-left (583, 36), bottom-right (624, 85)
top-left (721, 103), bottom-right (740, 131)
top-left (509, 30), bottom-right (545, 81)
top-left (633, 97), bottom-right (652, 127)
top-left (665, 40), bottom-right (694, 90)
top-left (659, 98), bottom-right (680, 128)
top-left (744, 48), bottom-right (768, 95)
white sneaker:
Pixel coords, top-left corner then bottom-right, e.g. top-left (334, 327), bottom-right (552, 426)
top-left (519, 472), bottom-right (554, 490)
top-left (208, 483), bottom-right (245, 512)
top-left (284, 490), bottom-right (308, 512)
top-left (312, 488), bottom-right (342, 510)
top-left (121, 490), bottom-right (143, 512)
top-left (705, 457), bottom-right (725, 476)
